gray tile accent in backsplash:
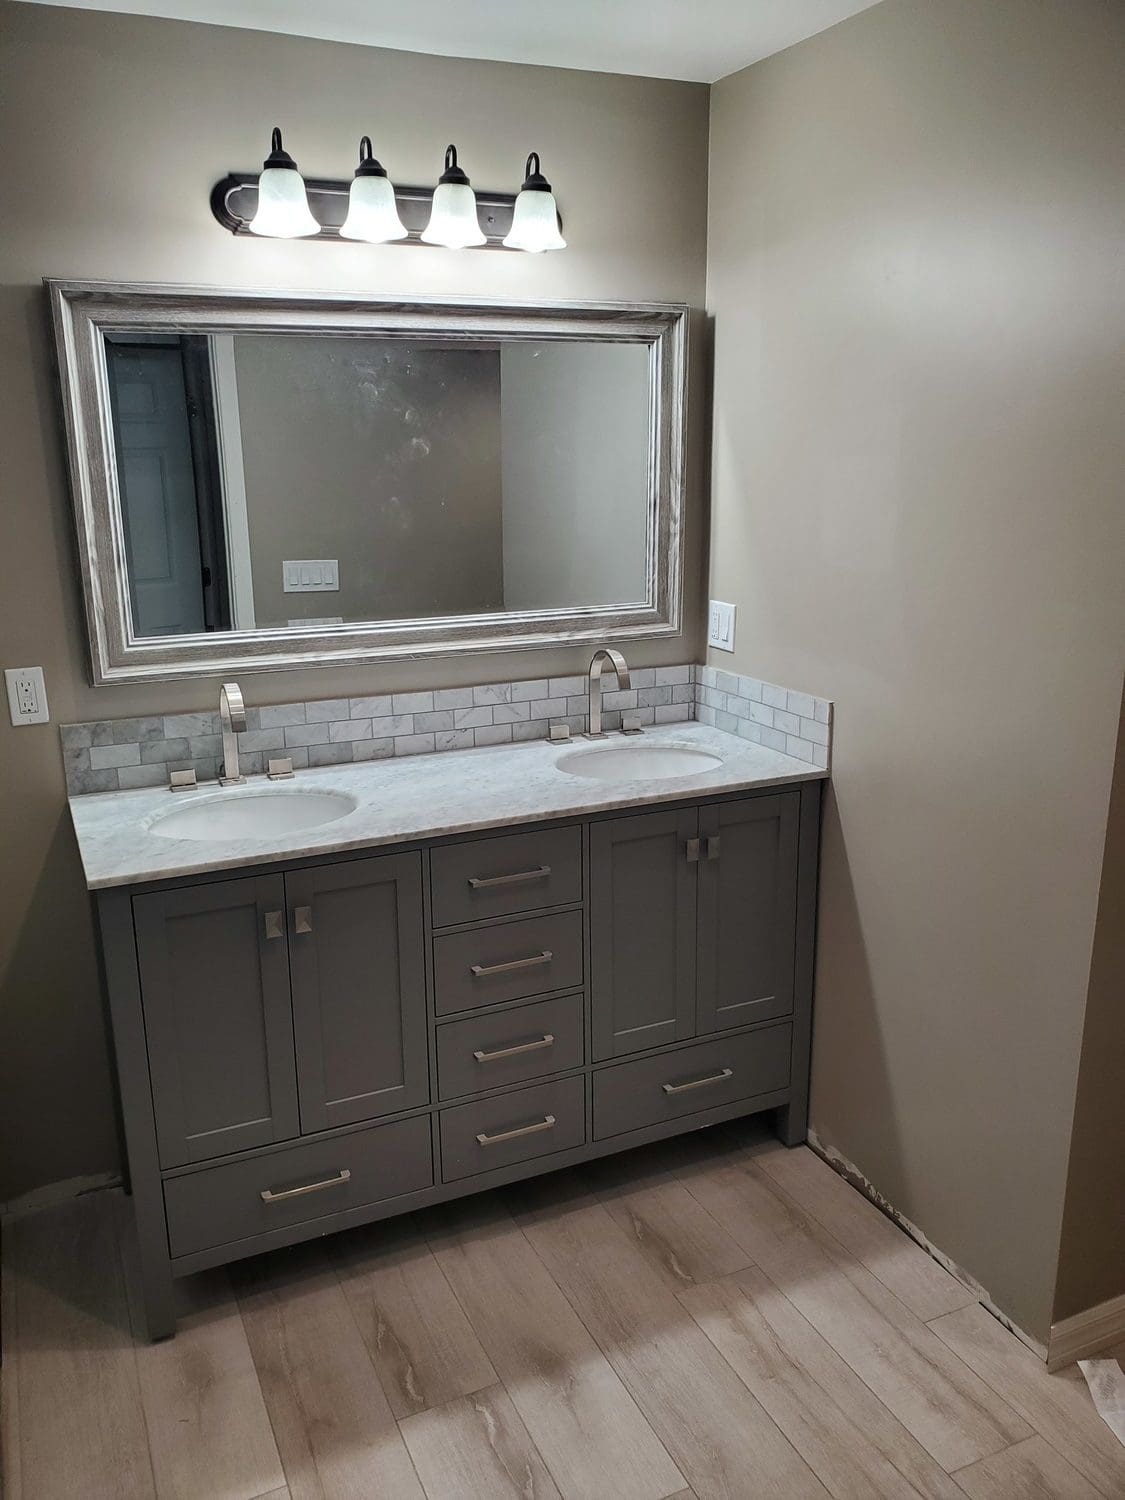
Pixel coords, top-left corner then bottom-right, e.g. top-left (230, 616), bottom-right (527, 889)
top-left (59, 661), bottom-right (831, 793)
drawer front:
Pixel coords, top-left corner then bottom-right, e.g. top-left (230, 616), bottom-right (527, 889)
top-left (430, 825), bottom-right (582, 928)
top-left (433, 909), bottom-right (584, 1016)
top-left (437, 992), bottom-right (584, 1101)
top-left (164, 1114), bottom-right (432, 1259)
top-left (593, 1023), bottom-right (792, 1141)
top-left (439, 1075), bottom-right (586, 1182)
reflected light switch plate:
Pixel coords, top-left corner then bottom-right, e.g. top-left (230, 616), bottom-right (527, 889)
top-left (283, 560), bottom-right (340, 593)
top-left (708, 600), bottom-right (736, 652)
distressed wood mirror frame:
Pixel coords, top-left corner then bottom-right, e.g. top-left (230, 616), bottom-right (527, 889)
top-left (49, 279), bottom-right (687, 685)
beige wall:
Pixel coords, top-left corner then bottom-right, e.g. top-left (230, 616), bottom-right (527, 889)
top-left (1053, 684), bottom-right (1125, 1325)
top-left (0, 2), bottom-right (709, 1201)
top-left (501, 341), bottom-right (650, 608)
top-left (707, 0), bottom-right (1125, 1340)
top-left (235, 337), bottom-right (504, 625)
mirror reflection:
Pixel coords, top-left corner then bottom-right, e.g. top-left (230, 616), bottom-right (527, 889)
top-left (104, 331), bottom-right (652, 638)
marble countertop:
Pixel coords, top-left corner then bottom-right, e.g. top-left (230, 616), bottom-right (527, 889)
top-left (68, 722), bottom-right (827, 890)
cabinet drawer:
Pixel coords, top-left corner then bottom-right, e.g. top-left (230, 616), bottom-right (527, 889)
top-left (439, 1076), bottom-right (585, 1182)
top-left (593, 1023), bottom-right (792, 1141)
top-left (437, 992), bottom-right (584, 1101)
top-left (433, 909), bottom-right (583, 1016)
top-left (430, 825), bottom-right (581, 928)
top-left (163, 1114), bottom-right (432, 1259)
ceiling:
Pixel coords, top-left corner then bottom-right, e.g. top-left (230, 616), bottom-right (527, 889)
top-left (23, 0), bottom-right (884, 82)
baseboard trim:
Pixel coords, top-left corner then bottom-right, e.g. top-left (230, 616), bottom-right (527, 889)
top-left (807, 1128), bottom-right (1048, 1362)
top-left (1048, 1293), bottom-right (1125, 1371)
top-left (0, 1170), bottom-right (122, 1221)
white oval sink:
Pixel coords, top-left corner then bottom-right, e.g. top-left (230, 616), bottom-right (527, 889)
top-left (556, 744), bottom-right (723, 781)
top-left (150, 788), bottom-right (358, 842)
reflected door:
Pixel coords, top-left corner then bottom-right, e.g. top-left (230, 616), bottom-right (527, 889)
top-left (107, 342), bottom-right (207, 636)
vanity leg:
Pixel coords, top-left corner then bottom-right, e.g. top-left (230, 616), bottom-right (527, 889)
top-left (776, 1099), bottom-right (807, 1147)
top-left (138, 1256), bottom-right (177, 1342)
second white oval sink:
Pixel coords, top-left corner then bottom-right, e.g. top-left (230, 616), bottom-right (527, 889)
top-left (556, 744), bottom-right (723, 781)
top-left (151, 788), bottom-right (358, 842)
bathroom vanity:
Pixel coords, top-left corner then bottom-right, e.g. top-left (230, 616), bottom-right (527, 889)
top-left (71, 723), bottom-right (824, 1338)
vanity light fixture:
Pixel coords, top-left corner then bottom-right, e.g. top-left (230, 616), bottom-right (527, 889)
top-left (339, 136), bottom-right (407, 243)
top-left (503, 153), bottom-right (567, 252)
top-left (247, 128), bottom-right (320, 238)
top-left (420, 145), bottom-right (488, 248)
top-left (212, 135), bottom-right (564, 249)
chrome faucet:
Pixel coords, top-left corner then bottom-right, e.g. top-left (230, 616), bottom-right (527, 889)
top-left (586, 648), bottom-right (631, 738)
top-left (219, 681), bottom-right (247, 785)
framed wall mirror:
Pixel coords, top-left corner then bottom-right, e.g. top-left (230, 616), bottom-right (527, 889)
top-left (49, 281), bottom-right (687, 684)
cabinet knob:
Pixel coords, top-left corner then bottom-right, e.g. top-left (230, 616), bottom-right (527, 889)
top-left (294, 905), bottom-right (314, 935)
top-left (263, 910), bottom-right (284, 940)
top-left (685, 838), bottom-right (701, 863)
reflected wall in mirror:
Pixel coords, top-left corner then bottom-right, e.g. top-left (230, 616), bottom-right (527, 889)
top-left (51, 283), bottom-right (686, 683)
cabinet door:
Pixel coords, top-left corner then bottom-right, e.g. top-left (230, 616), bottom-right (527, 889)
top-left (591, 807), bottom-right (698, 1060)
top-left (134, 875), bottom-right (299, 1168)
top-left (287, 853), bottom-right (429, 1133)
top-left (696, 793), bottom-right (799, 1035)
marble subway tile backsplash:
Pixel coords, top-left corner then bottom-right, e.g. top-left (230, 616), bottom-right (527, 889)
top-left (59, 661), bottom-right (832, 795)
top-left (59, 665), bottom-right (696, 794)
top-left (694, 665), bottom-right (832, 769)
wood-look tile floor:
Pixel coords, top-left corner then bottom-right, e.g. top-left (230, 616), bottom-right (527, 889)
top-left (3, 1120), bottom-right (1123, 1499)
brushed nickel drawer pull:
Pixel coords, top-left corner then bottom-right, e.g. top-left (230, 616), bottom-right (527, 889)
top-left (685, 837), bottom-right (702, 863)
top-left (260, 1168), bottom-right (351, 1202)
top-left (263, 910), bottom-right (284, 941)
top-left (475, 1114), bottom-right (556, 1147)
top-left (468, 864), bottom-right (551, 890)
top-left (662, 1067), bottom-right (733, 1096)
top-left (470, 949), bottom-right (553, 979)
top-left (473, 1033), bottom-right (555, 1063)
top-left (294, 905), bottom-right (314, 935)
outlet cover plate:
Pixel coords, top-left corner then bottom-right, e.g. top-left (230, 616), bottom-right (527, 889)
top-left (5, 666), bottom-right (49, 725)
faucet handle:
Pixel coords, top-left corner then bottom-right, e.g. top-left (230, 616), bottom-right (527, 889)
top-left (621, 711), bottom-right (643, 735)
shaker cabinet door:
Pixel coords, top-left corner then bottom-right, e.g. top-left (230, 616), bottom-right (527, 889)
top-left (590, 807), bottom-right (698, 1060)
top-left (134, 874), bottom-right (299, 1168)
top-left (286, 852), bottom-right (429, 1133)
top-left (696, 794), bottom-right (799, 1035)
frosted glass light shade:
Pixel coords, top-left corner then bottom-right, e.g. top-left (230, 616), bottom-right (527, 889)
top-left (421, 181), bottom-right (486, 247)
top-left (340, 173), bottom-right (407, 242)
top-left (249, 167), bottom-right (320, 237)
top-left (503, 188), bottom-right (566, 252)
top-left (248, 130), bottom-right (319, 238)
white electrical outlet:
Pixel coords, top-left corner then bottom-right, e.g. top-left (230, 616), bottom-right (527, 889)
top-left (283, 559), bottom-right (340, 593)
top-left (5, 666), bottom-right (50, 725)
top-left (708, 600), bottom-right (737, 652)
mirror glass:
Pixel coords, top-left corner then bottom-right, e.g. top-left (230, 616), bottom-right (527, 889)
top-left (103, 331), bottom-right (651, 638)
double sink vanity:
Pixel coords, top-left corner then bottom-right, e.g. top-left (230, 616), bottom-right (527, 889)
top-left (50, 279), bottom-right (827, 1339)
top-left (71, 699), bottom-right (824, 1339)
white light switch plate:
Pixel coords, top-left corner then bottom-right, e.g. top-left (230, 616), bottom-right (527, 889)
top-left (283, 559), bottom-right (340, 593)
top-left (5, 666), bottom-right (49, 725)
top-left (708, 600), bottom-right (737, 652)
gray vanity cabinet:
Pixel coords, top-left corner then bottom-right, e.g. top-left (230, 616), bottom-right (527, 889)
top-left (134, 874), bottom-right (300, 1168)
top-left (590, 806), bottom-right (699, 1059)
top-left (696, 793), bottom-right (799, 1035)
top-left (287, 853), bottom-right (429, 1133)
top-left (591, 793), bottom-right (800, 1060)
top-left (100, 778), bottom-right (821, 1341)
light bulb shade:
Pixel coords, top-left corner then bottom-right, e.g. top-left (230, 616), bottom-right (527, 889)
top-left (340, 174), bottom-right (407, 242)
top-left (421, 145), bottom-right (486, 247)
top-left (503, 188), bottom-right (566, 251)
top-left (422, 181), bottom-right (486, 247)
top-left (248, 129), bottom-right (319, 237)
